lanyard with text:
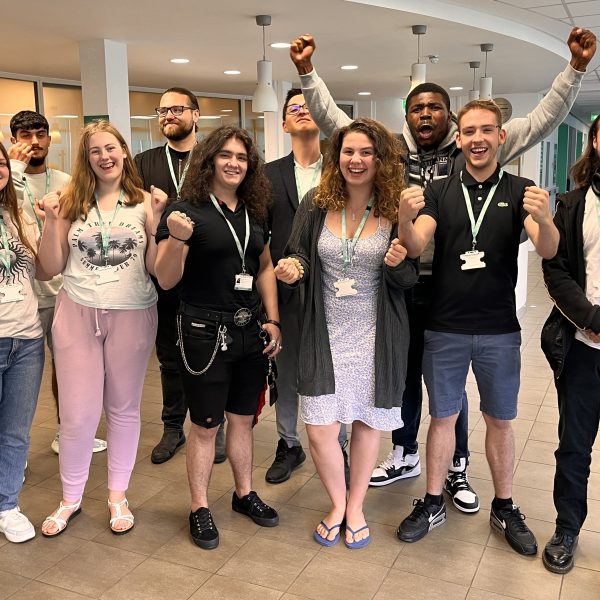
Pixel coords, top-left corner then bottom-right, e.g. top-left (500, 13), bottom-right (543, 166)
top-left (23, 169), bottom-right (51, 232)
top-left (294, 155), bottom-right (322, 203)
top-left (165, 146), bottom-right (192, 200)
top-left (459, 169), bottom-right (503, 271)
top-left (0, 216), bottom-right (12, 275)
top-left (94, 189), bottom-right (124, 265)
top-left (209, 193), bottom-right (252, 291)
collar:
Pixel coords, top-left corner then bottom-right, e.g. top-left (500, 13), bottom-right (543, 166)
top-left (293, 155), bottom-right (322, 169)
top-left (166, 144), bottom-right (191, 161)
top-left (402, 118), bottom-right (458, 155)
top-left (461, 163), bottom-right (501, 188)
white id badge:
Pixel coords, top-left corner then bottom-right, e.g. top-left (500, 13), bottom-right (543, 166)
top-left (460, 250), bottom-right (486, 271)
top-left (96, 268), bottom-right (120, 285)
top-left (0, 283), bottom-right (24, 303)
top-left (334, 278), bottom-right (358, 297)
top-left (234, 273), bottom-right (253, 291)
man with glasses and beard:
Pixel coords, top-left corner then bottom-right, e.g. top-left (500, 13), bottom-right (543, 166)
top-left (135, 88), bottom-right (227, 465)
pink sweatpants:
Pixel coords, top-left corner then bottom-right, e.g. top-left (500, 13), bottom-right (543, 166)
top-left (52, 290), bottom-right (157, 499)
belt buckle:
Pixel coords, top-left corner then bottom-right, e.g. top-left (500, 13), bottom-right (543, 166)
top-left (233, 307), bottom-right (252, 327)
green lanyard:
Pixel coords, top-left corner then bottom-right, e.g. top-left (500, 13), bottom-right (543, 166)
top-left (341, 197), bottom-right (374, 275)
top-left (94, 190), bottom-right (124, 265)
top-left (23, 169), bottom-right (51, 232)
top-left (209, 193), bottom-right (250, 273)
top-left (460, 169), bottom-right (503, 250)
top-left (294, 156), bottom-right (322, 203)
top-left (165, 146), bottom-right (192, 200)
top-left (0, 216), bottom-right (12, 275)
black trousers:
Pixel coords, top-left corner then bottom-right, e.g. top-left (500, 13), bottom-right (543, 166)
top-left (392, 277), bottom-right (469, 460)
top-left (554, 340), bottom-right (600, 536)
top-left (154, 283), bottom-right (187, 432)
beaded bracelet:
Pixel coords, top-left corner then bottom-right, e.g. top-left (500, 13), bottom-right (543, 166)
top-left (289, 257), bottom-right (305, 280)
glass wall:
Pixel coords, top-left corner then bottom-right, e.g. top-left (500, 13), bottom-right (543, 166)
top-left (244, 100), bottom-right (265, 159)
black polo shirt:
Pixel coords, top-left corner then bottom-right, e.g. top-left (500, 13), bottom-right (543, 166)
top-left (156, 199), bottom-right (269, 312)
top-left (419, 165), bottom-right (532, 334)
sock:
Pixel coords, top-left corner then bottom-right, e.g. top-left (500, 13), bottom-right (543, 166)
top-left (492, 496), bottom-right (513, 510)
top-left (424, 493), bottom-right (443, 507)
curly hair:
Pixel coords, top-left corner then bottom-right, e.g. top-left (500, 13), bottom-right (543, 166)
top-left (60, 121), bottom-right (144, 222)
top-left (180, 125), bottom-right (271, 222)
top-left (0, 144), bottom-right (36, 257)
top-left (571, 114), bottom-right (600, 189)
top-left (314, 118), bottom-right (405, 223)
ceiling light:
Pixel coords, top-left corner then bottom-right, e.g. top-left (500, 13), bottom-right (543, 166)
top-left (409, 25), bottom-right (427, 93)
top-left (198, 116), bottom-right (221, 120)
top-left (130, 115), bottom-right (157, 120)
top-left (221, 109), bottom-right (233, 112)
top-left (469, 61), bottom-right (480, 101)
top-left (224, 70), bottom-right (241, 75)
top-left (358, 91), bottom-right (371, 96)
top-left (480, 43), bottom-right (494, 99)
top-left (55, 115), bottom-right (79, 119)
top-left (170, 58), bottom-right (189, 64)
top-left (252, 15), bottom-right (278, 113)
top-left (270, 42), bottom-right (291, 49)
top-left (341, 65), bottom-right (358, 70)
top-left (449, 86), bottom-right (463, 91)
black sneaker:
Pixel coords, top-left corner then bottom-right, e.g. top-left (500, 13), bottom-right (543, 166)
top-left (444, 458), bottom-right (480, 513)
top-left (232, 491), bottom-right (279, 527)
top-left (397, 498), bottom-right (446, 543)
top-left (543, 529), bottom-right (578, 574)
top-left (265, 439), bottom-right (306, 484)
top-left (189, 507), bottom-right (219, 550)
top-left (490, 503), bottom-right (537, 556)
top-left (214, 422), bottom-right (226, 464)
top-left (341, 440), bottom-right (350, 489)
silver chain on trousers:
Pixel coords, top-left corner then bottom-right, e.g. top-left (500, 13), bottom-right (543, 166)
top-left (176, 314), bottom-right (228, 376)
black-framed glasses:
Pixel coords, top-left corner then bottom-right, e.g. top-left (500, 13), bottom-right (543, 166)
top-left (155, 105), bottom-right (194, 117)
top-left (286, 103), bottom-right (309, 115)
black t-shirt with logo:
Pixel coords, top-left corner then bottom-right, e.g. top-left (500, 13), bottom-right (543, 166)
top-left (419, 165), bottom-right (531, 334)
top-left (156, 199), bottom-right (269, 312)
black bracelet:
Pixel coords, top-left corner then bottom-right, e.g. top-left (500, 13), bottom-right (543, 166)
top-left (265, 319), bottom-right (281, 329)
top-left (169, 234), bottom-right (188, 243)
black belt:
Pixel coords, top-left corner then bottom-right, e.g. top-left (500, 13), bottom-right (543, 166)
top-left (179, 302), bottom-right (260, 327)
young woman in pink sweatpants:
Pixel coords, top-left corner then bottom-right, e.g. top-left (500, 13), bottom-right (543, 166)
top-left (37, 121), bottom-right (166, 536)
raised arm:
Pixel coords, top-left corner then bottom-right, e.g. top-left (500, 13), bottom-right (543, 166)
top-left (499, 28), bottom-right (596, 165)
top-left (143, 185), bottom-right (167, 276)
top-left (36, 191), bottom-right (71, 276)
top-left (154, 209), bottom-right (191, 290)
top-left (290, 34), bottom-right (353, 138)
top-left (397, 187), bottom-right (437, 258)
top-left (522, 185), bottom-right (559, 259)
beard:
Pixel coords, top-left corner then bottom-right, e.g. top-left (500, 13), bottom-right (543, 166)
top-left (161, 121), bottom-right (194, 142)
top-left (29, 155), bottom-right (46, 167)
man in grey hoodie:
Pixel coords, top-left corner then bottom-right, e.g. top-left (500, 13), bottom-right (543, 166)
top-left (289, 27), bottom-right (596, 514)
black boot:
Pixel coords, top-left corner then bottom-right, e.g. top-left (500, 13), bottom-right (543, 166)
top-left (543, 529), bottom-right (578, 574)
top-left (151, 429), bottom-right (185, 464)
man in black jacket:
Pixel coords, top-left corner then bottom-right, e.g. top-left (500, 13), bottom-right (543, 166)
top-left (541, 114), bottom-right (600, 574)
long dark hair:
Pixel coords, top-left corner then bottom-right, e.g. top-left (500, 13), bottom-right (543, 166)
top-left (180, 125), bottom-right (271, 222)
top-left (571, 114), bottom-right (600, 189)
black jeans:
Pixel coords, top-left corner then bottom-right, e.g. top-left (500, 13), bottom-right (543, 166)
top-left (392, 277), bottom-right (469, 460)
top-left (554, 340), bottom-right (600, 536)
top-left (154, 282), bottom-right (187, 433)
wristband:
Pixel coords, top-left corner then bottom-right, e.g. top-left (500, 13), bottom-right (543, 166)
top-left (265, 319), bottom-right (281, 329)
top-left (169, 234), bottom-right (188, 243)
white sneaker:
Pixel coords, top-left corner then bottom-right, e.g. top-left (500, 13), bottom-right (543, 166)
top-left (369, 445), bottom-right (421, 486)
top-left (444, 457), bottom-right (480, 513)
top-left (0, 507), bottom-right (35, 543)
top-left (51, 435), bottom-right (107, 454)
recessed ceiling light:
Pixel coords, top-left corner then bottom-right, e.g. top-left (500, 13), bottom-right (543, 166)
top-left (170, 58), bottom-right (190, 64)
top-left (224, 70), bottom-right (241, 75)
top-left (221, 109), bottom-right (233, 112)
top-left (130, 115), bottom-right (156, 120)
top-left (358, 91), bottom-right (371, 96)
top-left (449, 86), bottom-right (463, 91)
top-left (270, 42), bottom-right (291, 49)
top-left (341, 65), bottom-right (358, 70)
top-left (55, 115), bottom-right (79, 119)
top-left (198, 116), bottom-right (221, 120)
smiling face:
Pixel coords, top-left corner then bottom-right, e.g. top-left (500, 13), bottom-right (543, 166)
top-left (87, 131), bottom-right (128, 183)
top-left (405, 92), bottom-right (452, 151)
top-left (211, 136), bottom-right (249, 193)
top-left (159, 91), bottom-right (199, 142)
top-left (282, 94), bottom-right (319, 137)
top-left (339, 131), bottom-right (377, 190)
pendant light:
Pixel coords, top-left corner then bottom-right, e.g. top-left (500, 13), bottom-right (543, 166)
top-left (480, 43), bottom-right (494, 100)
top-left (469, 61), bottom-right (480, 101)
top-left (409, 25), bottom-right (427, 93)
top-left (252, 15), bottom-right (278, 113)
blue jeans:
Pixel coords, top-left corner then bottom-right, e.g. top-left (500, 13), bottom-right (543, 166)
top-left (0, 337), bottom-right (44, 511)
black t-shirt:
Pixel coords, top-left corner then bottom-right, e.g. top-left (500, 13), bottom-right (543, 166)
top-left (156, 199), bottom-right (269, 312)
top-left (420, 166), bottom-right (531, 334)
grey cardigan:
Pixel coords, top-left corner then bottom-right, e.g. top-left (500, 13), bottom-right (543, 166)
top-left (284, 193), bottom-right (418, 409)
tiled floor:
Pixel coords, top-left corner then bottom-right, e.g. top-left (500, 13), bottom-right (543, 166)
top-left (4, 252), bottom-right (600, 599)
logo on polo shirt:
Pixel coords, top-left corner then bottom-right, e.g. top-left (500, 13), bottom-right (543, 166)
top-left (497, 201), bottom-right (509, 207)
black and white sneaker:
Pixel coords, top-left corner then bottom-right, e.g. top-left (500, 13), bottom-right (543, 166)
top-left (490, 503), bottom-right (537, 556)
top-left (397, 498), bottom-right (446, 543)
top-left (444, 457), bottom-right (480, 513)
top-left (370, 445), bottom-right (421, 487)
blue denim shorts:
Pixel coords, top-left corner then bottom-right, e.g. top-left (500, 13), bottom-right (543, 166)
top-left (422, 330), bottom-right (521, 420)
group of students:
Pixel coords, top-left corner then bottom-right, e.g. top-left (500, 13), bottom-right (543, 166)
top-left (0, 25), bottom-right (597, 577)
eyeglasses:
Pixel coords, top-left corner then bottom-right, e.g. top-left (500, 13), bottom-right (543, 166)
top-left (286, 103), bottom-right (309, 115)
top-left (155, 105), bottom-right (195, 117)
top-left (459, 125), bottom-right (501, 137)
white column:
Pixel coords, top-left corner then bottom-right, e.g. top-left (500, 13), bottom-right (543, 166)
top-left (79, 40), bottom-right (131, 147)
top-left (263, 80), bottom-right (292, 162)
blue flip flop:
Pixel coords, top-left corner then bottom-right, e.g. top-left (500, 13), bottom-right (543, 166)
top-left (345, 524), bottom-right (371, 549)
top-left (313, 520), bottom-right (343, 547)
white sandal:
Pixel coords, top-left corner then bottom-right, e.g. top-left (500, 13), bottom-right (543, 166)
top-left (41, 499), bottom-right (82, 538)
top-left (108, 498), bottom-right (135, 535)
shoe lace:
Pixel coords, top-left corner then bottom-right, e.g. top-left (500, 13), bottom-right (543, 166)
top-left (448, 469), bottom-right (471, 492)
top-left (502, 505), bottom-right (530, 534)
top-left (193, 509), bottom-right (215, 530)
top-left (378, 449), bottom-right (398, 471)
top-left (406, 499), bottom-right (428, 522)
top-left (273, 444), bottom-right (289, 463)
top-left (247, 491), bottom-right (270, 513)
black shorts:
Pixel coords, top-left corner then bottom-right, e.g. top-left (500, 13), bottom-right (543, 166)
top-left (176, 311), bottom-right (269, 428)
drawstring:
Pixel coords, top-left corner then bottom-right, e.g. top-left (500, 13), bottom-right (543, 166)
top-left (94, 308), bottom-right (101, 337)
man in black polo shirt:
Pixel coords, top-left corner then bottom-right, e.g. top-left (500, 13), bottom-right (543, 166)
top-left (396, 100), bottom-right (559, 556)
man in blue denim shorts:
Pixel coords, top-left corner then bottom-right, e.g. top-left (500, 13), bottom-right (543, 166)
top-left (395, 99), bottom-right (559, 556)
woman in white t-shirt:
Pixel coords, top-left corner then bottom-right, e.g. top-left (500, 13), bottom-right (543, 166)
top-left (0, 143), bottom-right (51, 543)
top-left (38, 121), bottom-right (165, 537)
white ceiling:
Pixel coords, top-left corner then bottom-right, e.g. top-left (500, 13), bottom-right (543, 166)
top-left (0, 0), bottom-right (598, 122)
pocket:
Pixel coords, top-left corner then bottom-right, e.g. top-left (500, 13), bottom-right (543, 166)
top-left (180, 314), bottom-right (219, 341)
top-left (177, 314), bottom-right (222, 376)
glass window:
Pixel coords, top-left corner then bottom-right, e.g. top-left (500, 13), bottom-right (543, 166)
top-left (0, 78), bottom-right (37, 153)
top-left (244, 100), bottom-right (265, 159)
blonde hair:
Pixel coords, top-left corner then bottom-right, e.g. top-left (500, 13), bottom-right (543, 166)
top-left (60, 121), bottom-right (143, 222)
